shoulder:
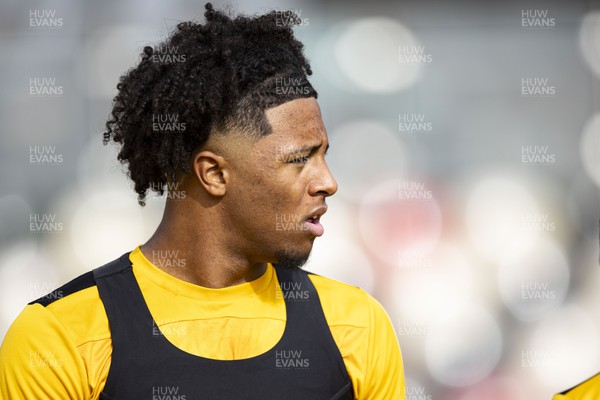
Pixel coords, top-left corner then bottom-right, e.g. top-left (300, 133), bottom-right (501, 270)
top-left (555, 373), bottom-right (600, 400)
top-left (26, 257), bottom-right (124, 347)
top-left (307, 272), bottom-right (389, 329)
top-left (0, 267), bottom-right (109, 400)
top-left (306, 271), bottom-right (404, 399)
top-left (29, 269), bottom-right (96, 308)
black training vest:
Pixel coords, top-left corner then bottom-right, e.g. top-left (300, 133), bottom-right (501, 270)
top-left (94, 252), bottom-right (354, 400)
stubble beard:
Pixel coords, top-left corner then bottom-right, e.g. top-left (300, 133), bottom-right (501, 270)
top-left (273, 248), bottom-right (311, 270)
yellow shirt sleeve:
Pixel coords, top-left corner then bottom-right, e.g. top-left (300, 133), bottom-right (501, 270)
top-left (308, 272), bottom-right (405, 399)
top-left (0, 304), bottom-right (89, 400)
top-left (553, 373), bottom-right (600, 400)
top-left (363, 293), bottom-right (405, 399)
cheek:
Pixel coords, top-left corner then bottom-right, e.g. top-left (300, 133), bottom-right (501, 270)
top-left (230, 169), bottom-right (277, 219)
top-left (233, 160), bottom-right (307, 221)
top-left (268, 175), bottom-right (307, 212)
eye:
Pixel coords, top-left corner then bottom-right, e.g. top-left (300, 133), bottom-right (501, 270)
top-left (288, 155), bottom-right (309, 164)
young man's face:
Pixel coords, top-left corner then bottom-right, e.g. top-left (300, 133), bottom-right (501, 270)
top-left (223, 97), bottom-right (338, 269)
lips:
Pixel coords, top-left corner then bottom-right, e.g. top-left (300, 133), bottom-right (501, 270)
top-left (304, 206), bottom-right (327, 237)
top-left (305, 219), bottom-right (324, 237)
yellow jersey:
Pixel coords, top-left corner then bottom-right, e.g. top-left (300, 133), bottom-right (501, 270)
top-left (0, 246), bottom-right (405, 399)
top-left (554, 374), bottom-right (600, 400)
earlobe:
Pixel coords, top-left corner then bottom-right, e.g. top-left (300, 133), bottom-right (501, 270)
top-left (192, 150), bottom-right (228, 197)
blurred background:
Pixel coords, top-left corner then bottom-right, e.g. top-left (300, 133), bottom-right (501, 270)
top-left (1, 0), bottom-right (600, 398)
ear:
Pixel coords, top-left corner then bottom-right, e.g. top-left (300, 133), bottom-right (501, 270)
top-left (191, 150), bottom-right (229, 197)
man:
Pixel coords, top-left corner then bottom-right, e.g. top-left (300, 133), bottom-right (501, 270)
top-left (0, 3), bottom-right (405, 399)
top-left (553, 374), bottom-right (600, 399)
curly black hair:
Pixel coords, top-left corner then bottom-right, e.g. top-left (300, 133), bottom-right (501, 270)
top-left (103, 3), bottom-right (317, 206)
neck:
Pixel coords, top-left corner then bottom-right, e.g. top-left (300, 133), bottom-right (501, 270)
top-left (140, 200), bottom-right (267, 288)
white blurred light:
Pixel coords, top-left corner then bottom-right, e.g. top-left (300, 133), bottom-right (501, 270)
top-left (306, 198), bottom-right (375, 293)
top-left (580, 114), bottom-right (600, 188)
top-left (392, 242), bottom-right (473, 324)
top-left (69, 190), bottom-right (152, 268)
top-left (527, 306), bottom-right (600, 389)
top-left (465, 176), bottom-right (539, 262)
top-left (0, 241), bottom-right (58, 340)
top-left (566, 171), bottom-right (600, 245)
top-left (328, 120), bottom-right (407, 202)
top-left (498, 236), bottom-right (569, 321)
top-left (334, 18), bottom-right (423, 93)
top-left (579, 12), bottom-right (600, 79)
top-left (425, 304), bottom-right (502, 387)
top-left (359, 179), bottom-right (441, 268)
top-left (456, 376), bottom-right (529, 400)
top-left (404, 377), bottom-right (434, 400)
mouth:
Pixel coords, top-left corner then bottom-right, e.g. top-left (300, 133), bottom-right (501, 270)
top-left (304, 207), bottom-right (327, 237)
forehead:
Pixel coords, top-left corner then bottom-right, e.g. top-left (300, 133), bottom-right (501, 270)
top-left (264, 97), bottom-right (327, 143)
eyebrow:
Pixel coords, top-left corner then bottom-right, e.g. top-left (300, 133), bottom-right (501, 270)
top-left (285, 142), bottom-right (329, 155)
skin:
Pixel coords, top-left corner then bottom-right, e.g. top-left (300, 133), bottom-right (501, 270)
top-left (141, 97), bottom-right (338, 288)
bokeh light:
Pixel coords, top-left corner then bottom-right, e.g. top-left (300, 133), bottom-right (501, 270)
top-left (327, 120), bottom-right (407, 202)
top-left (306, 198), bottom-right (376, 292)
top-left (391, 241), bottom-right (473, 325)
top-left (334, 17), bottom-right (423, 93)
top-left (580, 113), bottom-right (600, 188)
top-left (498, 236), bottom-right (569, 321)
top-left (359, 178), bottom-right (442, 269)
top-left (465, 175), bottom-right (539, 263)
top-left (579, 11), bottom-right (600, 79)
top-left (454, 376), bottom-right (529, 400)
top-left (425, 304), bottom-right (502, 387)
top-left (67, 189), bottom-right (158, 267)
top-left (527, 305), bottom-right (600, 390)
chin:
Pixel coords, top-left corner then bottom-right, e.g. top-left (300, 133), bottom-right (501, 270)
top-left (273, 247), bottom-right (311, 270)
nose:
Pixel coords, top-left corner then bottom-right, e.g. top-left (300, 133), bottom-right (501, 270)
top-left (309, 160), bottom-right (338, 197)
